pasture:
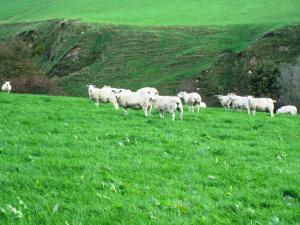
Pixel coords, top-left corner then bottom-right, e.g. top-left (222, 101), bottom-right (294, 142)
top-left (0, 0), bottom-right (300, 26)
top-left (0, 93), bottom-right (299, 224)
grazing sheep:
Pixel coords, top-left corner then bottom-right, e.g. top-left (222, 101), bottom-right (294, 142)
top-left (136, 87), bottom-right (158, 96)
top-left (152, 96), bottom-right (183, 120)
top-left (116, 91), bottom-right (154, 117)
top-left (230, 95), bottom-right (252, 114)
top-left (276, 105), bottom-right (297, 116)
top-left (2, 81), bottom-right (11, 93)
top-left (248, 97), bottom-right (276, 117)
top-left (87, 85), bottom-right (95, 99)
top-left (200, 102), bottom-right (207, 108)
top-left (111, 88), bottom-right (132, 94)
top-left (215, 94), bottom-right (233, 109)
top-left (89, 85), bottom-right (119, 109)
top-left (177, 91), bottom-right (201, 113)
top-left (136, 87), bottom-right (158, 115)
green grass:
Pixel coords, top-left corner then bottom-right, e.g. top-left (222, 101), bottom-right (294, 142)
top-left (0, 93), bottom-right (299, 224)
top-left (0, 0), bottom-right (300, 26)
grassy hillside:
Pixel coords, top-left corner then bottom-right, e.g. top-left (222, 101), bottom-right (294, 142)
top-left (0, 1), bottom-right (300, 105)
top-left (0, 93), bottom-right (299, 224)
top-left (0, 0), bottom-right (300, 26)
top-left (0, 20), bottom-right (272, 96)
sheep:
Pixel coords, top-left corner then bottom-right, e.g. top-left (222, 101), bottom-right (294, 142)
top-left (177, 91), bottom-right (201, 113)
top-left (200, 102), bottom-right (207, 108)
top-left (276, 105), bottom-right (297, 116)
top-left (116, 91), bottom-right (154, 117)
top-left (230, 95), bottom-right (252, 114)
top-left (136, 87), bottom-right (158, 115)
top-left (2, 81), bottom-right (11, 93)
top-left (89, 85), bottom-right (119, 109)
top-left (248, 97), bottom-right (276, 117)
top-left (152, 96), bottom-right (183, 120)
top-left (87, 85), bottom-right (95, 99)
top-left (111, 88), bottom-right (132, 94)
top-left (215, 94), bottom-right (233, 109)
top-left (136, 87), bottom-right (158, 96)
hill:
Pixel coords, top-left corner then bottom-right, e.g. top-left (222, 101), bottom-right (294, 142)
top-left (0, 93), bottom-right (299, 224)
top-left (0, 1), bottom-right (300, 106)
top-left (1, 0), bottom-right (300, 26)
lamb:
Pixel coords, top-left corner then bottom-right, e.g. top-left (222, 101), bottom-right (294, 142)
top-left (248, 97), bottom-right (276, 117)
top-left (152, 96), bottom-right (183, 120)
top-left (88, 85), bottom-right (119, 109)
top-left (215, 94), bottom-right (233, 109)
top-left (177, 91), bottom-right (201, 113)
top-left (116, 91), bottom-right (154, 117)
top-left (2, 81), bottom-right (11, 93)
top-left (276, 105), bottom-right (297, 116)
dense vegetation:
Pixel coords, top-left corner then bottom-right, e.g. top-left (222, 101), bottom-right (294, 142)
top-left (0, 93), bottom-right (299, 224)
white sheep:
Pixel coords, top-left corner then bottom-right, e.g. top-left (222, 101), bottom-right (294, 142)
top-left (152, 96), bottom-right (183, 120)
top-left (2, 81), bottom-right (11, 93)
top-left (136, 87), bottom-right (158, 115)
top-left (200, 102), bottom-right (207, 108)
top-left (89, 85), bottom-right (119, 109)
top-left (111, 88), bottom-right (132, 94)
top-left (116, 91), bottom-right (154, 117)
top-left (177, 91), bottom-right (201, 113)
top-left (87, 85), bottom-right (95, 99)
top-left (230, 95), bottom-right (252, 114)
top-left (215, 94), bottom-right (233, 109)
top-left (136, 87), bottom-right (158, 96)
top-left (248, 97), bottom-right (276, 117)
top-left (276, 105), bottom-right (297, 116)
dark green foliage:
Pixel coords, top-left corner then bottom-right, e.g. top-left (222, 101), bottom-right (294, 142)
top-left (249, 61), bottom-right (280, 98)
top-left (278, 57), bottom-right (300, 108)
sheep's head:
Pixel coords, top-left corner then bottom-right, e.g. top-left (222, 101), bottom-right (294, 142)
top-left (177, 92), bottom-right (185, 98)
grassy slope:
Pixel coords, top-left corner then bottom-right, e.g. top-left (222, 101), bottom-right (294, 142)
top-left (0, 1), bottom-right (300, 99)
top-left (0, 0), bottom-right (300, 26)
top-left (0, 20), bottom-right (273, 97)
top-left (0, 93), bottom-right (299, 224)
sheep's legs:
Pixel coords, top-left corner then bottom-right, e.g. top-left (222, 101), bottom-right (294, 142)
top-left (159, 111), bottom-right (164, 118)
top-left (124, 108), bottom-right (128, 116)
top-left (95, 99), bottom-right (99, 107)
top-left (171, 112), bottom-right (176, 121)
top-left (247, 108), bottom-right (250, 115)
top-left (197, 105), bottom-right (200, 113)
top-left (144, 109), bottom-right (149, 117)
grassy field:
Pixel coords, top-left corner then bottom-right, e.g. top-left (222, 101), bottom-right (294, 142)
top-left (0, 0), bottom-right (300, 26)
top-left (0, 93), bottom-right (299, 224)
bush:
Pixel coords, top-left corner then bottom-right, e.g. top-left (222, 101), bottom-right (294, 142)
top-left (12, 75), bottom-right (62, 95)
top-left (0, 39), bottom-right (64, 95)
top-left (278, 57), bottom-right (300, 108)
top-left (249, 61), bottom-right (280, 99)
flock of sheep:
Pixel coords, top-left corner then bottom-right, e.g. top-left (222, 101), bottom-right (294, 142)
top-left (1, 81), bottom-right (297, 119)
top-left (87, 84), bottom-right (298, 120)
top-left (215, 93), bottom-right (297, 117)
